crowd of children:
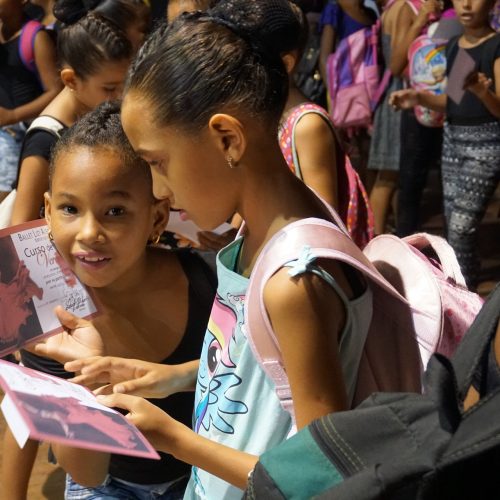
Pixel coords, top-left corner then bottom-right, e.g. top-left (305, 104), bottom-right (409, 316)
top-left (0, 0), bottom-right (499, 499)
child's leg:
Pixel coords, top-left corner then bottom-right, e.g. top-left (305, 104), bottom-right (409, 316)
top-left (443, 122), bottom-right (500, 288)
top-left (1, 429), bottom-right (39, 499)
top-left (396, 111), bottom-right (443, 237)
top-left (369, 170), bottom-right (399, 235)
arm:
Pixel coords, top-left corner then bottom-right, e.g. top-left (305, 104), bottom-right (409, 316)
top-left (319, 24), bottom-right (336, 85)
top-left (389, 88), bottom-right (447, 112)
top-left (390, 1), bottom-right (440, 76)
top-left (11, 156), bottom-right (49, 225)
top-left (263, 264), bottom-right (349, 428)
top-left (0, 31), bottom-right (61, 126)
top-left (96, 393), bottom-right (258, 490)
top-left (293, 114), bottom-right (339, 210)
top-left (464, 59), bottom-right (500, 119)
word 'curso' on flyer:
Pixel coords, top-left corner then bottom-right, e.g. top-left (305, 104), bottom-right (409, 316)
top-left (0, 219), bottom-right (99, 358)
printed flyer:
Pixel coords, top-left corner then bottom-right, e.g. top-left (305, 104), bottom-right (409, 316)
top-left (0, 360), bottom-right (160, 459)
top-left (0, 219), bottom-right (98, 357)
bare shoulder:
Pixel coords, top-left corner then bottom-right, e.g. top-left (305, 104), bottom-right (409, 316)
top-left (295, 112), bottom-right (333, 143)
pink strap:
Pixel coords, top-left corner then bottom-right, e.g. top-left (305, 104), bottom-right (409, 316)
top-left (403, 233), bottom-right (467, 287)
top-left (19, 20), bottom-right (43, 73)
top-left (244, 218), bottom-right (407, 420)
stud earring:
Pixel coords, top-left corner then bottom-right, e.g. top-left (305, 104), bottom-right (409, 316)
top-left (48, 231), bottom-right (54, 241)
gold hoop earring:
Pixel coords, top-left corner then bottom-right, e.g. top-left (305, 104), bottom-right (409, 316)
top-left (150, 233), bottom-right (161, 245)
top-left (227, 155), bottom-right (237, 169)
top-left (48, 231), bottom-right (54, 241)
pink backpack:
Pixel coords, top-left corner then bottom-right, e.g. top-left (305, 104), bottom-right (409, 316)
top-left (325, 21), bottom-right (386, 129)
top-left (279, 103), bottom-right (374, 248)
top-left (245, 217), bottom-right (484, 426)
top-left (19, 20), bottom-right (44, 77)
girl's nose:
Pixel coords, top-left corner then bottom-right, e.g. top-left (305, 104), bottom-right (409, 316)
top-left (76, 214), bottom-right (106, 245)
top-left (151, 169), bottom-right (172, 201)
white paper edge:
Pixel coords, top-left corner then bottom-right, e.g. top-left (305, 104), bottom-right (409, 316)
top-left (1, 394), bottom-right (30, 448)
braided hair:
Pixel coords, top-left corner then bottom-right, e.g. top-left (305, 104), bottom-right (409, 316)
top-left (125, 1), bottom-right (298, 132)
top-left (49, 101), bottom-right (150, 188)
top-left (54, 0), bottom-right (132, 78)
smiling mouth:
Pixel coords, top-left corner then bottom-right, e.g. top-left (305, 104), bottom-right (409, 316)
top-left (75, 255), bottom-right (112, 268)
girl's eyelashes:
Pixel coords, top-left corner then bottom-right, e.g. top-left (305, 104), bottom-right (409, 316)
top-left (106, 207), bottom-right (126, 217)
top-left (58, 205), bottom-right (78, 215)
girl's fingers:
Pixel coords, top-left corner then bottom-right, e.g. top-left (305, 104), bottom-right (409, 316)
top-left (113, 374), bottom-right (155, 396)
top-left (96, 392), bottom-right (139, 411)
top-left (54, 305), bottom-right (89, 330)
top-left (64, 356), bottom-right (103, 373)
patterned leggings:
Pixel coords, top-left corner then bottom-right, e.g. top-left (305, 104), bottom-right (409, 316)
top-left (442, 121), bottom-right (500, 288)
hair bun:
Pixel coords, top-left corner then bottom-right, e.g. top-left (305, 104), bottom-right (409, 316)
top-left (54, 0), bottom-right (102, 25)
top-left (209, 0), bottom-right (300, 55)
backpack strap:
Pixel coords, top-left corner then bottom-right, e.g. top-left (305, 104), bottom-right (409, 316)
top-left (19, 20), bottom-right (44, 74)
top-left (26, 116), bottom-right (65, 137)
top-left (403, 233), bottom-right (467, 288)
top-left (14, 116), bottom-right (64, 188)
top-left (244, 218), bottom-right (406, 422)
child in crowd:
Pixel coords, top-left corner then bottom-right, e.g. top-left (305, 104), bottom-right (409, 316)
top-left (367, 0), bottom-right (440, 235)
top-left (390, 0), bottom-right (500, 288)
top-left (60, 3), bottom-right (374, 498)
top-left (319, 0), bottom-right (378, 183)
top-left (4, 102), bottom-right (217, 499)
top-left (0, 0), bottom-right (61, 202)
top-left (11, 0), bottom-right (134, 226)
top-left (393, 0), bottom-right (448, 237)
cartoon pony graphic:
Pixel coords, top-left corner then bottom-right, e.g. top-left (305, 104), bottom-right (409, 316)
top-left (194, 293), bottom-right (248, 435)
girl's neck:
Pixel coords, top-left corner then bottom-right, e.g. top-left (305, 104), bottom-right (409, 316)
top-left (0, 15), bottom-right (25, 42)
top-left (48, 87), bottom-right (91, 126)
top-left (462, 25), bottom-right (495, 46)
top-left (284, 84), bottom-right (309, 113)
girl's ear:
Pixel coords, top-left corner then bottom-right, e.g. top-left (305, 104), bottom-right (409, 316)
top-left (282, 52), bottom-right (298, 75)
top-left (207, 114), bottom-right (247, 165)
top-left (44, 191), bottom-right (53, 227)
top-left (60, 68), bottom-right (79, 92)
top-left (151, 198), bottom-right (170, 237)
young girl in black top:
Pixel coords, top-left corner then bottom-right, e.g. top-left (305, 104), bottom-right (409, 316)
top-left (390, 0), bottom-right (500, 289)
top-left (21, 102), bottom-right (216, 499)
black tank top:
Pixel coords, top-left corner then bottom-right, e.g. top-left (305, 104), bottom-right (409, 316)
top-left (21, 249), bottom-right (217, 484)
top-left (0, 31), bottom-right (43, 110)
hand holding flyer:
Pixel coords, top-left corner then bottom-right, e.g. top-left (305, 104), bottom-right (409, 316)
top-left (0, 360), bottom-right (160, 459)
top-left (0, 220), bottom-right (99, 358)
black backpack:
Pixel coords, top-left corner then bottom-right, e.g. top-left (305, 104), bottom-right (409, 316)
top-left (245, 285), bottom-right (500, 500)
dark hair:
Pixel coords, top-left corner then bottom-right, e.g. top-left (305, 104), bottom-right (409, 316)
top-left (49, 101), bottom-right (151, 188)
top-left (126, 2), bottom-right (295, 132)
top-left (54, 0), bottom-right (132, 78)
top-left (211, 0), bottom-right (307, 57)
top-left (94, 0), bottom-right (151, 34)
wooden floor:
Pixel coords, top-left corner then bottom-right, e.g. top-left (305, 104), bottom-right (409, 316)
top-left (0, 176), bottom-right (499, 500)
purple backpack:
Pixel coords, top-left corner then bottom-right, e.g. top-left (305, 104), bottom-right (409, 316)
top-left (326, 21), bottom-right (387, 129)
top-left (245, 216), bottom-right (484, 428)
